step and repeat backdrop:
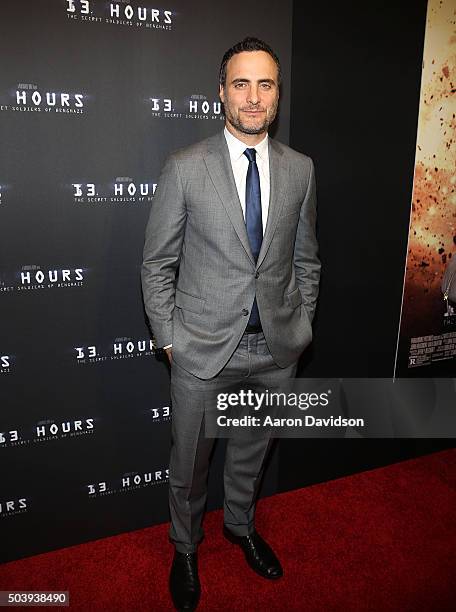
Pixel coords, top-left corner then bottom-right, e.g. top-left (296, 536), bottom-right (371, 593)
top-left (396, 0), bottom-right (456, 375)
top-left (0, 0), bottom-right (292, 563)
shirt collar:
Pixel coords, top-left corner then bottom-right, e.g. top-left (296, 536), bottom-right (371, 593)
top-left (224, 126), bottom-right (269, 162)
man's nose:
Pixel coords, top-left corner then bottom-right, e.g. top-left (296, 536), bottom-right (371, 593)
top-left (246, 85), bottom-right (259, 105)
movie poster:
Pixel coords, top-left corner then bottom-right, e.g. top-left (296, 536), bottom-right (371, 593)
top-left (396, 0), bottom-right (456, 374)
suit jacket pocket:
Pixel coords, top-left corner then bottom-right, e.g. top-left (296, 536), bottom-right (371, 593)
top-left (285, 287), bottom-right (302, 309)
top-left (174, 288), bottom-right (205, 314)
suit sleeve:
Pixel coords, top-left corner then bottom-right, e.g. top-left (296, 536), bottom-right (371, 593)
top-left (141, 154), bottom-right (187, 347)
top-left (294, 156), bottom-right (321, 323)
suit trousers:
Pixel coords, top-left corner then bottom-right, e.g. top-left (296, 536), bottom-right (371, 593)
top-left (168, 330), bottom-right (298, 553)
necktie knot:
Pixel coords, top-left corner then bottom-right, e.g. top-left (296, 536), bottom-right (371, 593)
top-left (243, 148), bottom-right (257, 163)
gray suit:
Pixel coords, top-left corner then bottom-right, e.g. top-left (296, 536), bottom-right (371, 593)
top-left (141, 129), bottom-right (320, 552)
top-left (141, 130), bottom-right (320, 379)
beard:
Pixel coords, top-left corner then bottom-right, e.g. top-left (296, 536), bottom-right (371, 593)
top-left (224, 101), bottom-right (278, 135)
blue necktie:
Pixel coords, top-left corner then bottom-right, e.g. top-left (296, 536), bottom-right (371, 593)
top-left (244, 148), bottom-right (262, 327)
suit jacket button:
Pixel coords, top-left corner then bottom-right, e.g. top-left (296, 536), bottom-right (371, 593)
top-left (254, 272), bottom-right (259, 279)
top-left (242, 308), bottom-right (249, 316)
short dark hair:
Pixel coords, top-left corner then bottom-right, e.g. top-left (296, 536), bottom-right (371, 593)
top-left (219, 37), bottom-right (281, 88)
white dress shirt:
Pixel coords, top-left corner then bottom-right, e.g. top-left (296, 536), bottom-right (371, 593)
top-left (163, 128), bottom-right (270, 350)
top-left (223, 126), bottom-right (270, 235)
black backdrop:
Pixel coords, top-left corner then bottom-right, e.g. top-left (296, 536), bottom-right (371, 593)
top-left (0, 0), bottom-right (292, 563)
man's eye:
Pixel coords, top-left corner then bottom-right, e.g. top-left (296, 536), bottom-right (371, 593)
top-left (261, 83), bottom-right (272, 89)
top-left (235, 83), bottom-right (246, 88)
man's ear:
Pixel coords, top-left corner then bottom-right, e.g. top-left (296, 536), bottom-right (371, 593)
top-left (219, 84), bottom-right (224, 104)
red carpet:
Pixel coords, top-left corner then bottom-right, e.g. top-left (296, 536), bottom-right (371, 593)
top-left (1, 450), bottom-right (455, 611)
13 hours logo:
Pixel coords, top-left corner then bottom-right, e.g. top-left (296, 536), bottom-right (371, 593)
top-left (86, 467), bottom-right (169, 496)
top-left (66, 1), bottom-right (174, 31)
top-left (13, 266), bottom-right (85, 291)
top-left (75, 337), bottom-right (155, 364)
top-left (0, 84), bottom-right (86, 115)
top-left (71, 179), bottom-right (157, 204)
top-left (0, 418), bottom-right (95, 447)
top-left (150, 95), bottom-right (224, 121)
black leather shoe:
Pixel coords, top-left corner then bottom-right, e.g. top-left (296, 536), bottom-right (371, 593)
top-left (169, 551), bottom-right (201, 611)
top-left (223, 526), bottom-right (283, 579)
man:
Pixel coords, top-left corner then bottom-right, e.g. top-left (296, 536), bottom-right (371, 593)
top-left (141, 37), bottom-right (320, 611)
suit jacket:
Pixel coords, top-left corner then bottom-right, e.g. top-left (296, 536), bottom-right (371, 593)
top-left (141, 129), bottom-right (321, 379)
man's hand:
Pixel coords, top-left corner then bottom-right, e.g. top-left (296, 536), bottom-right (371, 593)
top-left (165, 347), bottom-right (172, 363)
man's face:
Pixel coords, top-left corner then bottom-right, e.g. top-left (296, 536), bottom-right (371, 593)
top-left (219, 50), bottom-right (279, 137)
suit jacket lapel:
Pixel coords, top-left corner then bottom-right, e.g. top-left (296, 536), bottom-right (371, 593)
top-left (203, 131), bottom-right (255, 266)
top-left (256, 137), bottom-right (289, 269)
top-left (203, 130), bottom-right (290, 269)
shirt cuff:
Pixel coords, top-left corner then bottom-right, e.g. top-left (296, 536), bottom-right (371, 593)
top-left (162, 344), bottom-right (172, 349)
